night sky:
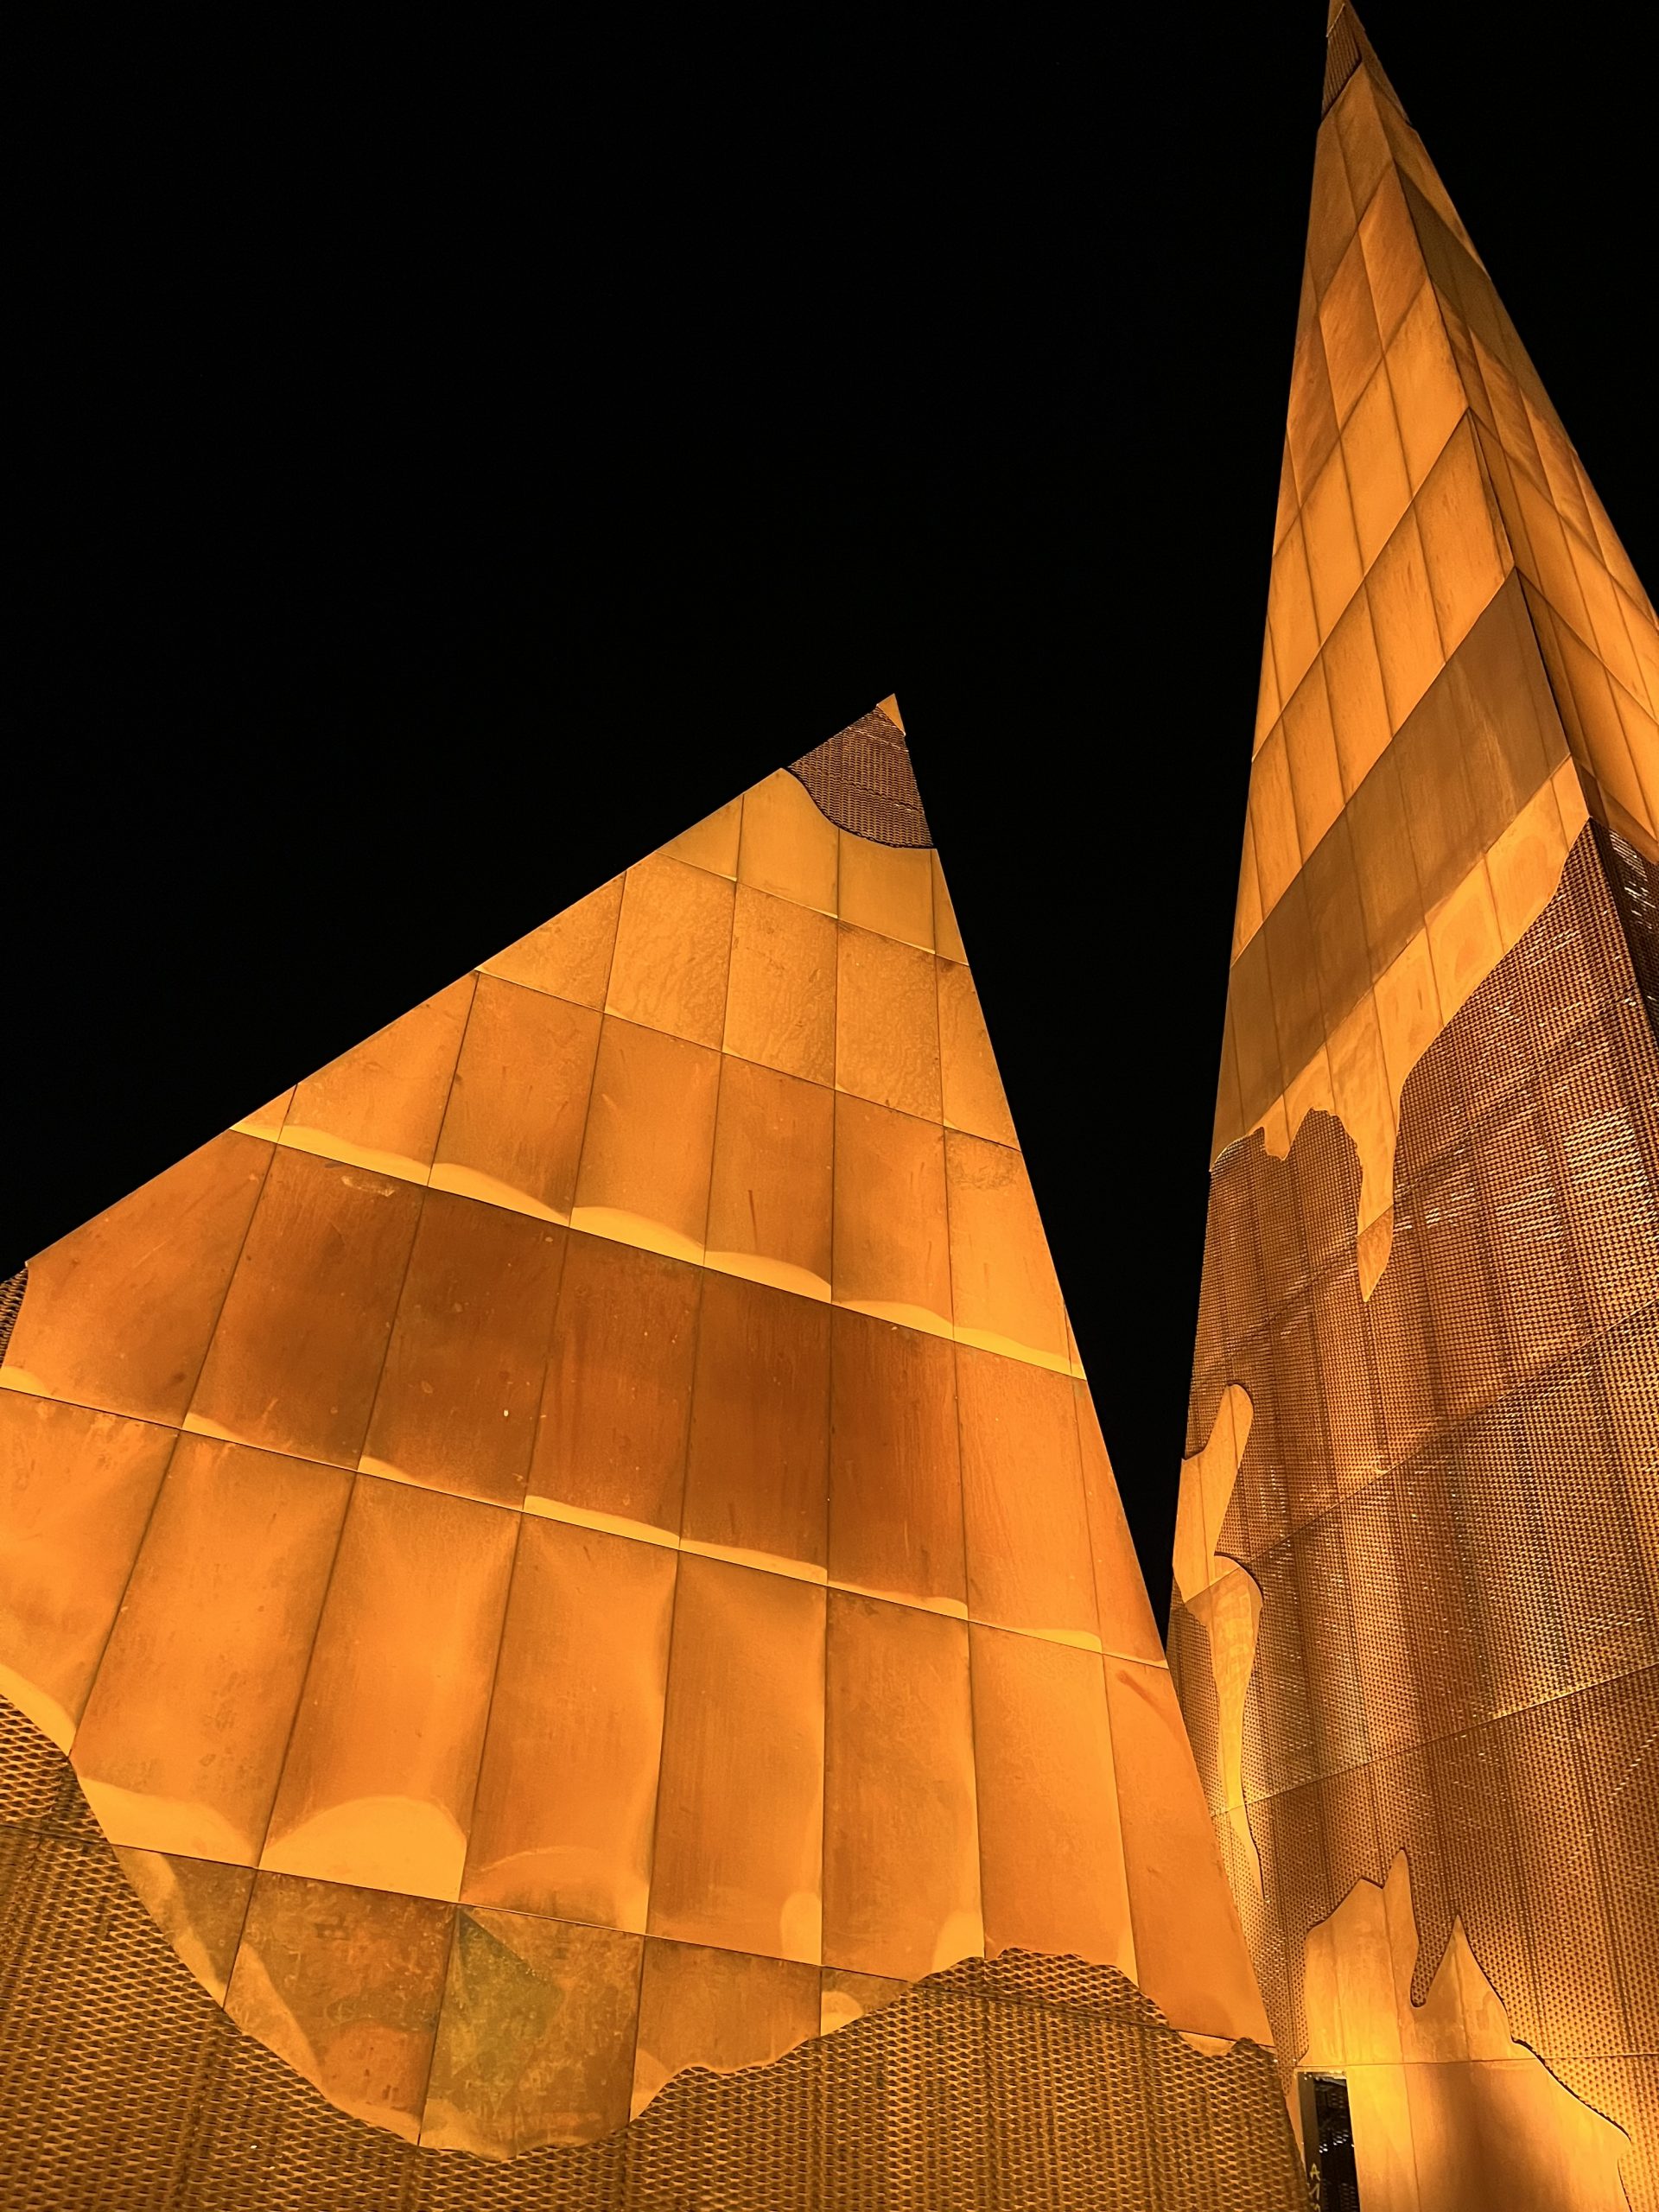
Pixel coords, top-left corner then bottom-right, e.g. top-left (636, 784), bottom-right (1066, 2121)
top-left (13, 6), bottom-right (1654, 1624)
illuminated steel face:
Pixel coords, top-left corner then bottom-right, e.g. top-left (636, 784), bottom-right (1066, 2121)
top-left (1172, 10), bottom-right (1659, 2211)
top-left (0, 702), bottom-right (1274, 2170)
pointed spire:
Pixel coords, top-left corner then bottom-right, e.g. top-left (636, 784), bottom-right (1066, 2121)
top-left (1179, 24), bottom-right (1659, 2210)
top-left (1324, 3), bottom-right (1408, 123)
top-left (789, 701), bottom-right (931, 846)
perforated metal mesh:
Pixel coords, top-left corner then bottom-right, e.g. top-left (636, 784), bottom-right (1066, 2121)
top-left (1173, 824), bottom-right (1659, 2209)
top-left (789, 712), bottom-right (932, 847)
top-left (1321, 3), bottom-right (1408, 122)
top-left (0, 1266), bottom-right (25, 1365)
top-left (1320, 7), bottom-right (1362, 116)
top-left (0, 1696), bottom-right (1305, 2210)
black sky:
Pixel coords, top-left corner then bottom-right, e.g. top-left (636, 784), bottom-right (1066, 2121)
top-left (13, 6), bottom-right (1656, 1623)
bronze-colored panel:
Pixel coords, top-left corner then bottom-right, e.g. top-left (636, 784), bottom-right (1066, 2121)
top-left (938, 959), bottom-right (1017, 1145)
top-left (683, 1273), bottom-right (830, 1575)
top-left (1571, 536), bottom-right (1646, 702)
top-left (1233, 810), bottom-right (1264, 952)
top-left (528, 1232), bottom-right (700, 1538)
top-left (422, 1909), bottom-right (641, 2154)
top-left (225, 1872), bottom-right (453, 2141)
top-left (1319, 232), bottom-right (1382, 427)
top-left (648, 1553), bottom-right (825, 1963)
top-left (1287, 335), bottom-right (1338, 518)
top-left (957, 1347), bottom-right (1097, 1643)
top-left (1283, 659), bottom-right (1346, 855)
top-left (1348, 742), bottom-right (1426, 981)
top-left (736, 769), bottom-right (838, 914)
top-left (1386, 281), bottom-right (1467, 491)
top-left (112, 1847), bottom-right (254, 2004)
top-left (1255, 1091), bottom-right (1290, 1158)
top-left (1269, 520), bottom-right (1321, 702)
top-left (1515, 474), bottom-right (1598, 641)
top-left (822, 1591), bottom-right (981, 1980)
top-left (1550, 607), bottom-right (1656, 842)
top-left (73, 1436), bottom-right (353, 1867)
top-left (1264, 874), bottom-right (1325, 1089)
top-left (1403, 2050), bottom-right (1629, 2212)
top-left (703, 1055), bottom-right (834, 1300)
top-left (660, 796), bottom-right (741, 878)
top-left (261, 1477), bottom-right (516, 1900)
top-left (834, 924), bottom-right (942, 1122)
top-left (968, 1624), bottom-right (1133, 1973)
top-left (360, 1192), bottom-right (564, 1508)
top-left (1074, 1382), bottom-right (1163, 1664)
top-left (1414, 416), bottom-right (1509, 659)
top-left (1305, 116), bottom-right (1356, 295)
top-left (1327, 998), bottom-right (1395, 1250)
top-left (1425, 861), bottom-right (1503, 1021)
top-left (1332, 67), bottom-right (1389, 212)
top-left (836, 835), bottom-right (933, 950)
top-left (1373, 931), bottom-right (1443, 1106)
top-left (1258, 616), bottom-right (1284, 742)
top-left (1357, 168), bottom-right (1425, 343)
top-left (0, 1395), bottom-right (173, 1751)
top-left (480, 874), bottom-right (623, 1008)
top-left (1391, 667), bottom-right (1482, 917)
top-left (1249, 720), bottom-right (1302, 917)
top-left (1325, 587), bottom-right (1394, 797)
top-left (3, 1129), bottom-right (270, 1425)
top-left (1285, 1043), bottom-right (1338, 1152)
top-left (1487, 779), bottom-right (1571, 947)
top-left (631, 1938), bottom-right (820, 2120)
top-left (430, 976), bottom-right (600, 1222)
top-left (185, 1147), bottom-right (423, 1467)
top-left (1613, 687), bottom-right (1659, 836)
top-left (232, 1087), bottom-right (295, 1141)
top-left (1343, 364), bottom-right (1412, 571)
top-left (827, 1307), bottom-right (966, 1613)
top-left (1230, 929), bottom-right (1284, 1129)
top-left (462, 1516), bottom-right (675, 1930)
top-left (831, 1094), bottom-right (951, 1336)
top-left (1104, 1659), bottom-right (1272, 2044)
top-left (1301, 812), bottom-right (1371, 1036)
top-left (1367, 511), bottom-right (1445, 733)
top-left (818, 1964), bottom-right (909, 2035)
top-left (945, 1134), bottom-right (1067, 1369)
top-left (606, 852), bottom-right (734, 1048)
top-left (1212, 998), bottom-right (1247, 1163)
top-left (722, 883), bottom-right (836, 1086)
top-left (1302, 448), bottom-right (1363, 645)
top-left (570, 1016), bottom-right (720, 1262)
top-left (931, 852), bottom-right (968, 963)
top-left (282, 977), bottom-right (474, 1182)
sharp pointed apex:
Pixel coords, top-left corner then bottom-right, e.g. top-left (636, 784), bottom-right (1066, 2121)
top-left (1324, 1), bottom-right (1408, 120)
top-left (789, 701), bottom-right (931, 847)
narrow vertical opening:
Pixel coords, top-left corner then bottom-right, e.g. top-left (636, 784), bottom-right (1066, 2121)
top-left (1298, 2070), bottom-right (1362, 2210)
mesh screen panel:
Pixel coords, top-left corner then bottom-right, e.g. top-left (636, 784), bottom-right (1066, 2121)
top-left (1175, 825), bottom-right (1659, 2207)
top-left (788, 712), bottom-right (932, 847)
top-left (1320, 11), bottom-right (1362, 118)
top-left (0, 1697), bottom-right (1306, 2211)
top-left (0, 1267), bottom-right (25, 1364)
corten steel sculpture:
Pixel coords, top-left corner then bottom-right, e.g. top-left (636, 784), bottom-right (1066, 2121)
top-left (1171, 9), bottom-right (1659, 2210)
top-left (0, 702), bottom-right (1306, 2206)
